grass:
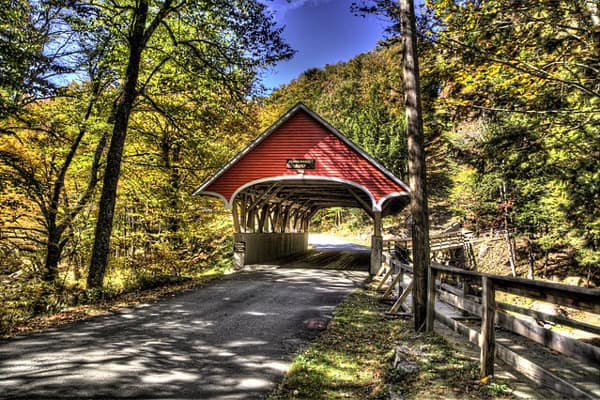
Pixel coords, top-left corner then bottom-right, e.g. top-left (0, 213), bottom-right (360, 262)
top-left (268, 288), bottom-right (514, 400)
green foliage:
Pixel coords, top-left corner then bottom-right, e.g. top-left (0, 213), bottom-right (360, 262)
top-left (2, 0), bottom-right (599, 333)
top-left (424, 0), bottom-right (600, 273)
top-left (485, 382), bottom-right (510, 397)
top-left (0, 0), bottom-right (292, 330)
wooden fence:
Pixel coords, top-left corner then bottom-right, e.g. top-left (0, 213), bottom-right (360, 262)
top-left (381, 254), bottom-right (600, 398)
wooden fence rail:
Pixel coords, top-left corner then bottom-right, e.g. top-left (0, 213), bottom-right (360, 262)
top-left (428, 264), bottom-right (600, 382)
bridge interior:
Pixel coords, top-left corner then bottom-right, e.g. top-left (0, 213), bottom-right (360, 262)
top-left (229, 178), bottom-right (409, 270)
top-left (231, 179), bottom-right (407, 234)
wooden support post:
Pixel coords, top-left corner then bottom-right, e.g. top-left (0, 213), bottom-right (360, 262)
top-left (371, 211), bottom-right (383, 275)
top-left (426, 266), bottom-right (437, 332)
top-left (231, 201), bottom-right (241, 233)
top-left (480, 276), bottom-right (496, 378)
top-left (246, 207), bottom-right (254, 233)
top-left (239, 196), bottom-right (247, 233)
top-left (258, 204), bottom-right (268, 233)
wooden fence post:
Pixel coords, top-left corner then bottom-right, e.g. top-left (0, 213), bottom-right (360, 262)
top-left (426, 266), bottom-right (437, 332)
top-left (480, 276), bottom-right (496, 377)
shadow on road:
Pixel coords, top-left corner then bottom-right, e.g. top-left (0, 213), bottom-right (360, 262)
top-left (0, 268), bottom-right (366, 400)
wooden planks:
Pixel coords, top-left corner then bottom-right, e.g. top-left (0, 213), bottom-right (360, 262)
top-left (435, 311), bottom-right (596, 399)
top-left (432, 264), bottom-right (600, 314)
top-left (438, 287), bottom-right (600, 366)
top-left (497, 301), bottom-right (600, 336)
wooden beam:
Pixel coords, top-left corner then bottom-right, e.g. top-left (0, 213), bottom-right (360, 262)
top-left (390, 280), bottom-right (414, 313)
top-left (426, 266), bottom-right (437, 332)
top-left (383, 272), bottom-right (402, 298)
top-left (376, 268), bottom-right (394, 291)
top-left (480, 276), bottom-right (495, 377)
top-left (257, 204), bottom-right (268, 233)
top-left (498, 301), bottom-right (600, 336)
top-left (348, 188), bottom-right (374, 217)
top-left (231, 201), bottom-right (241, 233)
top-left (247, 184), bottom-right (281, 211)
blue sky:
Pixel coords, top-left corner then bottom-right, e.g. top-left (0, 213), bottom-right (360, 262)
top-left (260, 0), bottom-right (389, 90)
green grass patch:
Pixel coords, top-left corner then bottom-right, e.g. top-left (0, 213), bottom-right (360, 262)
top-left (268, 288), bottom-right (514, 399)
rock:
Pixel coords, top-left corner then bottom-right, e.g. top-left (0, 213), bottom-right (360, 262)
top-left (393, 346), bottom-right (419, 374)
top-left (388, 390), bottom-right (405, 400)
top-left (478, 244), bottom-right (489, 258)
top-left (563, 276), bottom-right (584, 287)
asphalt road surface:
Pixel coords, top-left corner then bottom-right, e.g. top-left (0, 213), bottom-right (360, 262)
top-left (0, 261), bottom-right (367, 399)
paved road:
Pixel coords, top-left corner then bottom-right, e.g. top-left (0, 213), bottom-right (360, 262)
top-left (0, 267), bottom-right (367, 399)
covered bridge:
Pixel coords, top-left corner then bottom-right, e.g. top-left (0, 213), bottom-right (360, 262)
top-left (194, 103), bottom-right (410, 273)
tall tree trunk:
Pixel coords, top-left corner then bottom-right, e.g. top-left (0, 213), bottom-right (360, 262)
top-left (400, 0), bottom-right (430, 332)
top-left (87, 1), bottom-right (149, 289)
top-left (527, 235), bottom-right (535, 280)
top-left (501, 181), bottom-right (517, 277)
top-left (43, 228), bottom-right (62, 282)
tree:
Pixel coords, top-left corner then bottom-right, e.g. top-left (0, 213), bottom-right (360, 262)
top-left (0, 0), bottom-right (77, 118)
top-left (430, 0), bottom-right (600, 276)
top-left (0, 4), bottom-right (114, 283)
top-left (399, 0), bottom-right (430, 331)
top-left (87, 0), bottom-right (293, 289)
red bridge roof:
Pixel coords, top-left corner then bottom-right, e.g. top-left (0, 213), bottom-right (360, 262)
top-left (194, 103), bottom-right (409, 213)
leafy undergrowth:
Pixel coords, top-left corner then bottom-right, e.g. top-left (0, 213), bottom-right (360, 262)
top-left (0, 269), bottom-right (226, 339)
top-left (268, 288), bottom-right (513, 400)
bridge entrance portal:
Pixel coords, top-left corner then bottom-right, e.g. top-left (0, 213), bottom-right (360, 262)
top-left (194, 103), bottom-right (410, 274)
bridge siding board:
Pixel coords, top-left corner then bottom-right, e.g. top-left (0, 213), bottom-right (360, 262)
top-left (204, 111), bottom-right (407, 204)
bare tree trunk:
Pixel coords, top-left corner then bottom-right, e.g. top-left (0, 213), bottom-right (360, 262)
top-left (400, 0), bottom-right (430, 332)
top-left (527, 235), bottom-right (535, 280)
top-left (87, 1), bottom-right (149, 289)
top-left (501, 181), bottom-right (517, 277)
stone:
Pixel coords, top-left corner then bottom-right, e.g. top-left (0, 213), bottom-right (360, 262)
top-left (563, 276), bottom-right (584, 287)
top-left (478, 244), bottom-right (489, 258)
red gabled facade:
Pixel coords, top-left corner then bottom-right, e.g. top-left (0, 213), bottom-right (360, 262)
top-left (196, 104), bottom-right (409, 210)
